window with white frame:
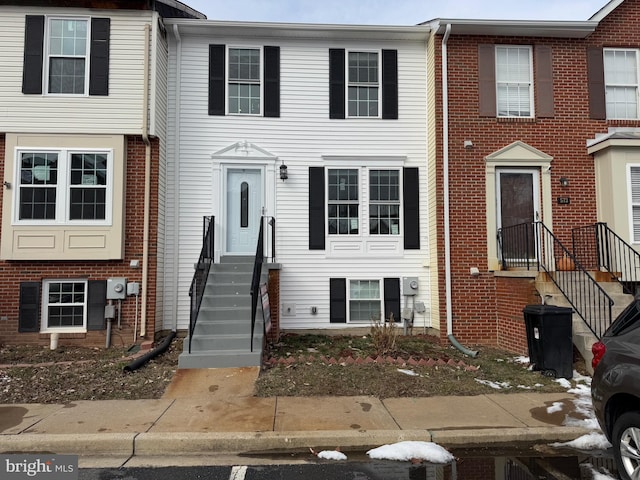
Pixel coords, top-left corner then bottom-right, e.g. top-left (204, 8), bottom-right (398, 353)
top-left (328, 169), bottom-right (360, 235)
top-left (630, 166), bottom-right (640, 243)
top-left (42, 279), bottom-right (87, 331)
top-left (46, 17), bottom-right (89, 95)
top-left (604, 48), bottom-right (640, 119)
top-left (328, 168), bottom-right (403, 236)
top-left (349, 279), bottom-right (381, 322)
top-left (348, 51), bottom-right (380, 117)
top-left (228, 47), bottom-right (261, 115)
top-left (17, 149), bottom-right (111, 224)
top-left (369, 170), bottom-right (400, 235)
top-left (495, 46), bottom-right (533, 118)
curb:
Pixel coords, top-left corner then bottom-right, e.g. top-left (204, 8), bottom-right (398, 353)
top-left (0, 427), bottom-right (593, 457)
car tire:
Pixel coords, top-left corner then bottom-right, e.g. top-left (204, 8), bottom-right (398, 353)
top-left (612, 411), bottom-right (640, 480)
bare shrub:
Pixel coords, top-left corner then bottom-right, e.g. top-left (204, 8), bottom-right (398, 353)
top-left (370, 312), bottom-right (398, 356)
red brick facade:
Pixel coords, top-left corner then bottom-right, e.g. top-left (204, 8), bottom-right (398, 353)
top-left (433, 1), bottom-right (640, 350)
top-left (0, 133), bottom-right (160, 348)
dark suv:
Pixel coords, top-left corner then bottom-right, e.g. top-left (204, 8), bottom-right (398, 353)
top-left (591, 298), bottom-right (640, 480)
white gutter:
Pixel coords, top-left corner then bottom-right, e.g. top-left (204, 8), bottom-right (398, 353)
top-left (441, 23), bottom-right (478, 357)
top-left (140, 23), bottom-right (152, 339)
top-left (171, 23), bottom-right (182, 331)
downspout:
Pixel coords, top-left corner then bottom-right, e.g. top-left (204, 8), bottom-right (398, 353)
top-left (441, 23), bottom-right (478, 357)
top-left (171, 24), bottom-right (182, 331)
top-left (140, 23), bottom-right (151, 339)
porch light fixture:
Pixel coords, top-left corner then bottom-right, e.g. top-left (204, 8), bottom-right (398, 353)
top-left (279, 161), bottom-right (288, 181)
top-left (559, 177), bottom-right (569, 187)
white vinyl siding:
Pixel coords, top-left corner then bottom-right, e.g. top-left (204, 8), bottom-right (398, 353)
top-left (495, 45), bottom-right (533, 118)
top-left (0, 6), bottom-right (153, 134)
top-left (604, 48), bottom-right (640, 119)
top-left (164, 27), bottom-right (430, 331)
top-left (629, 166), bottom-right (640, 243)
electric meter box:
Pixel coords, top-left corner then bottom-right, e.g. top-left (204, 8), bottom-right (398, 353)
top-left (402, 277), bottom-right (419, 296)
top-left (107, 277), bottom-right (127, 300)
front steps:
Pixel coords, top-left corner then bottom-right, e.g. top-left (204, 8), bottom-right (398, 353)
top-left (535, 272), bottom-right (633, 374)
top-left (178, 256), bottom-right (265, 369)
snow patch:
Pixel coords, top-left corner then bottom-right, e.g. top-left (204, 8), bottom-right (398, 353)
top-left (550, 432), bottom-right (611, 451)
top-left (546, 401), bottom-right (564, 414)
top-left (513, 356), bottom-right (530, 364)
top-left (317, 450), bottom-right (348, 461)
top-left (397, 368), bottom-right (420, 376)
top-left (367, 441), bottom-right (454, 464)
top-left (474, 378), bottom-right (511, 390)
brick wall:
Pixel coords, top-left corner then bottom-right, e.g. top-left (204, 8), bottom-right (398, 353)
top-left (496, 276), bottom-right (539, 354)
top-left (0, 134), bottom-right (160, 348)
top-left (434, 0), bottom-right (640, 348)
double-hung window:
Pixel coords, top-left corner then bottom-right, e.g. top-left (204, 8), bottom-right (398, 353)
top-left (17, 149), bottom-right (111, 224)
top-left (328, 169), bottom-right (359, 235)
top-left (629, 166), bottom-right (640, 243)
top-left (42, 279), bottom-right (87, 331)
top-left (228, 47), bottom-right (261, 115)
top-left (327, 168), bottom-right (401, 236)
top-left (46, 18), bottom-right (89, 95)
top-left (348, 51), bottom-right (380, 117)
top-left (349, 279), bottom-right (381, 322)
top-left (495, 46), bottom-right (533, 118)
top-left (604, 48), bottom-right (640, 119)
top-left (369, 170), bottom-right (400, 235)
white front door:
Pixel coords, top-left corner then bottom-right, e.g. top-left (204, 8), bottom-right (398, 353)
top-left (226, 168), bottom-right (263, 254)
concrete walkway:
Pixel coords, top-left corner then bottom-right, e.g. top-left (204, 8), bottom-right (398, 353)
top-left (0, 367), bottom-right (593, 463)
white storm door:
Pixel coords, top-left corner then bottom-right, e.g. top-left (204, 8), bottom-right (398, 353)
top-left (226, 168), bottom-right (263, 254)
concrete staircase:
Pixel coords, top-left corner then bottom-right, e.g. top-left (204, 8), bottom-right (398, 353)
top-left (535, 272), bottom-right (633, 374)
top-left (177, 256), bottom-right (265, 369)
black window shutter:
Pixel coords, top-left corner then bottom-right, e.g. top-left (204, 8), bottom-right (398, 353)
top-left (384, 278), bottom-right (401, 323)
top-left (309, 167), bottom-right (325, 250)
top-left (587, 47), bottom-right (606, 120)
top-left (329, 278), bottom-right (347, 323)
top-left (89, 18), bottom-right (110, 96)
top-left (22, 15), bottom-right (44, 95)
top-left (19, 282), bottom-right (40, 332)
top-left (209, 44), bottom-right (225, 116)
top-left (87, 280), bottom-right (107, 331)
top-left (264, 46), bottom-right (280, 118)
top-left (382, 49), bottom-right (398, 119)
top-left (403, 167), bottom-right (420, 250)
top-left (329, 48), bottom-right (345, 119)
top-left (478, 44), bottom-right (496, 117)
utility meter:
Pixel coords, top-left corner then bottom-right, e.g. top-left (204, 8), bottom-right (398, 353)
top-left (402, 277), bottom-right (419, 296)
top-left (107, 277), bottom-right (127, 300)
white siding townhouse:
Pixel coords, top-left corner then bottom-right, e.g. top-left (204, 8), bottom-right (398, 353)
top-left (163, 20), bottom-right (432, 367)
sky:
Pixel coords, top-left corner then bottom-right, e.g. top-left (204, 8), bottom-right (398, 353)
top-left (184, 0), bottom-right (611, 25)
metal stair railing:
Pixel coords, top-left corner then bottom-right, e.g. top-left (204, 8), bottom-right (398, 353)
top-left (250, 216), bottom-right (275, 352)
top-left (187, 216), bottom-right (215, 353)
top-left (499, 221), bottom-right (613, 339)
top-left (573, 222), bottom-right (640, 295)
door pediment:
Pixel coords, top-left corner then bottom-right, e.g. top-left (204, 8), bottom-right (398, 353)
top-left (212, 141), bottom-right (277, 160)
top-left (485, 141), bottom-right (553, 165)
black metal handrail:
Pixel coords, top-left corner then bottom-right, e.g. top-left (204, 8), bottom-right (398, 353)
top-left (188, 216), bottom-right (215, 353)
top-left (250, 216), bottom-right (266, 352)
top-left (499, 222), bottom-right (613, 339)
top-left (573, 222), bottom-right (640, 294)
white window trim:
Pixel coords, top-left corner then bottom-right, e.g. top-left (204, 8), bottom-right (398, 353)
top-left (225, 45), bottom-right (264, 116)
top-left (627, 164), bottom-right (640, 244)
top-left (43, 16), bottom-right (91, 97)
top-left (13, 147), bottom-right (114, 226)
top-left (346, 49), bottom-right (382, 119)
top-left (347, 278), bottom-right (383, 324)
top-left (40, 279), bottom-right (88, 333)
top-left (325, 164), bottom-right (404, 238)
top-left (604, 48), bottom-right (640, 120)
top-left (495, 45), bottom-right (534, 119)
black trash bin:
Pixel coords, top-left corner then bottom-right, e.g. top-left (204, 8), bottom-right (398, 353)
top-left (523, 304), bottom-right (573, 379)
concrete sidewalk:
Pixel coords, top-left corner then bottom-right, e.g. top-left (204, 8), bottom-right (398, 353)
top-left (0, 367), bottom-right (592, 462)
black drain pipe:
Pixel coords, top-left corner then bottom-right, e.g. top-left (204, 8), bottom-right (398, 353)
top-left (123, 331), bottom-right (176, 373)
